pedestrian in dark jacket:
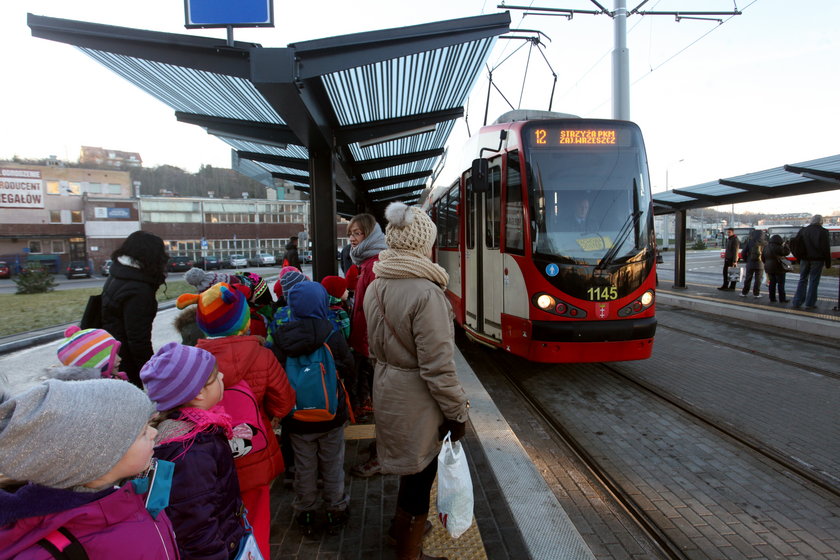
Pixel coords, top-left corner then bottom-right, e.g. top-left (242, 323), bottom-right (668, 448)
top-left (101, 230), bottom-right (168, 387)
top-left (273, 281), bottom-right (354, 539)
top-left (762, 234), bottom-right (791, 303)
top-left (0, 378), bottom-right (178, 559)
top-left (718, 228), bottom-right (740, 290)
top-left (283, 236), bottom-right (302, 270)
top-left (792, 214), bottom-right (832, 309)
top-left (739, 229), bottom-right (766, 298)
top-left (142, 342), bottom-right (246, 560)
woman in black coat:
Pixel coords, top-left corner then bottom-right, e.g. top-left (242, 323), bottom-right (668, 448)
top-left (101, 231), bottom-right (168, 387)
top-left (763, 234), bottom-right (791, 303)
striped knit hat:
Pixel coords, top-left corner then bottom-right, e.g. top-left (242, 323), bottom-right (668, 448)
top-left (237, 272), bottom-right (268, 303)
top-left (176, 282), bottom-right (251, 337)
top-left (57, 326), bottom-right (121, 378)
top-left (140, 342), bottom-right (217, 411)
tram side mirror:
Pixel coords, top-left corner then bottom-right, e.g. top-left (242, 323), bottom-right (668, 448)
top-left (471, 158), bottom-right (489, 193)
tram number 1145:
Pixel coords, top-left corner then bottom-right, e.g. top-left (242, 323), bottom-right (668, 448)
top-left (588, 286), bottom-right (618, 301)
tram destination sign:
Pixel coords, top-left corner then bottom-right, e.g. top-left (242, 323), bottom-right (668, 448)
top-left (185, 0), bottom-right (274, 28)
top-left (528, 126), bottom-right (632, 147)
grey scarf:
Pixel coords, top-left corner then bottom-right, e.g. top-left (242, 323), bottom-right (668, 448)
top-left (350, 224), bottom-right (388, 264)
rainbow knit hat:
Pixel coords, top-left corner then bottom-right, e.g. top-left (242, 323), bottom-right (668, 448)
top-left (176, 282), bottom-right (251, 337)
top-left (56, 326), bottom-right (121, 378)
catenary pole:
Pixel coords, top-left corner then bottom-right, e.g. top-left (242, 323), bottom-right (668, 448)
top-left (612, 0), bottom-right (630, 120)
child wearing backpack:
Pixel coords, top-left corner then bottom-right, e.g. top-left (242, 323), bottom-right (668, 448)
top-left (140, 342), bottom-right (247, 560)
top-left (0, 378), bottom-right (178, 559)
top-left (272, 281), bottom-right (355, 538)
top-left (321, 276), bottom-right (351, 339)
top-left (178, 282), bottom-right (296, 557)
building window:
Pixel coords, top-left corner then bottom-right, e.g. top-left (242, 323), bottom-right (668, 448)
top-left (71, 211), bottom-right (83, 223)
top-left (107, 184), bottom-right (122, 194)
top-left (67, 182), bottom-right (81, 195)
top-left (49, 210), bottom-right (61, 223)
top-left (29, 241), bottom-right (42, 253)
top-left (52, 240), bottom-right (65, 253)
top-left (46, 181), bottom-right (60, 195)
top-left (85, 183), bottom-right (102, 194)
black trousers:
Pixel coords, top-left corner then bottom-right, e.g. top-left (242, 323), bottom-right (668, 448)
top-left (397, 456), bottom-right (438, 516)
top-left (722, 258), bottom-right (737, 289)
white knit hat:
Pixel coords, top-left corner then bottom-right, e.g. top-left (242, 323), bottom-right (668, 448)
top-left (384, 202), bottom-right (437, 256)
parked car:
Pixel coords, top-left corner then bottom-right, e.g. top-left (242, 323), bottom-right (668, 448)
top-left (0, 261), bottom-right (10, 279)
top-left (228, 254), bottom-right (248, 268)
top-left (100, 259), bottom-right (113, 276)
top-left (300, 251), bottom-right (313, 264)
top-left (196, 255), bottom-right (221, 270)
top-left (248, 253), bottom-right (276, 267)
top-left (167, 256), bottom-right (194, 273)
top-left (66, 261), bottom-right (91, 279)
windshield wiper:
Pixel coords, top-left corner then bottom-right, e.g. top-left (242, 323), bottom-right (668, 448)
top-left (596, 178), bottom-right (641, 270)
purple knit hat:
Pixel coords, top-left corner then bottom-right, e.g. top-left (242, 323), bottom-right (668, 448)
top-left (140, 342), bottom-right (217, 411)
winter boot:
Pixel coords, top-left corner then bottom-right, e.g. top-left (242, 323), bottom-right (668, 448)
top-left (326, 508), bottom-right (350, 536)
top-left (296, 510), bottom-right (319, 539)
top-left (387, 516), bottom-right (432, 546)
top-left (392, 507), bottom-right (447, 560)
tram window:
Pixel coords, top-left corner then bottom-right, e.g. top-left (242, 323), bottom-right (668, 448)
top-left (466, 177), bottom-right (474, 250)
top-left (485, 165), bottom-right (501, 249)
top-left (436, 196), bottom-right (447, 247)
top-left (447, 184), bottom-right (460, 247)
top-left (504, 151), bottom-right (524, 254)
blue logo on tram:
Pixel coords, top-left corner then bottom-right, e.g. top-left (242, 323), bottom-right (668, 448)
top-left (545, 263), bottom-right (559, 277)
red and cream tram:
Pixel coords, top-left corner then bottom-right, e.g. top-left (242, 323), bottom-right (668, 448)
top-left (430, 110), bottom-right (657, 363)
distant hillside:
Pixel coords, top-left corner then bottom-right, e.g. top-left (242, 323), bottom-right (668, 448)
top-left (130, 164), bottom-right (266, 199)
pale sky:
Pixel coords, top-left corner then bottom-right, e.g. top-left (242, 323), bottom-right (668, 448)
top-left (2, 0), bottom-right (838, 216)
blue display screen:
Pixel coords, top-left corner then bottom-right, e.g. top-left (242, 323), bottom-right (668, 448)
top-left (185, 0), bottom-right (273, 27)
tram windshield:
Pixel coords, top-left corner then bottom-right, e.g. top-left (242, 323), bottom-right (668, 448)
top-left (527, 145), bottom-right (653, 266)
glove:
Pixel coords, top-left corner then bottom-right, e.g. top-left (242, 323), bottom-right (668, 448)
top-left (438, 418), bottom-right (466, 443)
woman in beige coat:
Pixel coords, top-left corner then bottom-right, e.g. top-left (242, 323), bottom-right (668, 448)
top-left (365, 202), bottom-right (469, 560)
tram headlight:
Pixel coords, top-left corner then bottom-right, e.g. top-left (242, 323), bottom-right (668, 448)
top-left (640, 290), bottom-right (654, 307)
top-left (536, 294), bottom-right (555, 310)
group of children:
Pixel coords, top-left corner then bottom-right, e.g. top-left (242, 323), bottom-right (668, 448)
top-left (0, 265), bottom-right (362, 559)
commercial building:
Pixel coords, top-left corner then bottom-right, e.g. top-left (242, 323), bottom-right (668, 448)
top-left (0, 158), bottom-right (344, 275)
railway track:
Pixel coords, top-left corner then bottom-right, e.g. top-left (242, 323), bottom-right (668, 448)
top-left (462, 340), bottom-right (840, 560)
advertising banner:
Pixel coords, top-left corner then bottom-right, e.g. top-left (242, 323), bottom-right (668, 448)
top-left (0, 168), bottom-right (43, 208)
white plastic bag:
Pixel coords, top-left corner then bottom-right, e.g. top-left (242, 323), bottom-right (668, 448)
top-left (436, 432), bottom-right (474, 538)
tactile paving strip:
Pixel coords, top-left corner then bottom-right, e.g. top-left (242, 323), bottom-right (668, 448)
top-left (424, 479), bottom-right (488, 560)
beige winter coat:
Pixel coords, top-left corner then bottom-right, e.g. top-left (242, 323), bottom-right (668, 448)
top-left (365, 276), bottom-right (469, 475)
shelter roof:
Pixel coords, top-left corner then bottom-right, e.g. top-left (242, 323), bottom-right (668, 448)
top-left (28, 12), bottom-right (510, 216)
top-left (652, 154), bottom-right (840, 215)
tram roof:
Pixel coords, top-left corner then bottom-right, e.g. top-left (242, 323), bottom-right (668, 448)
top-left (27, 12), bottom-right (510, 217)
top-left (652, 154), bottom-right (840, 215)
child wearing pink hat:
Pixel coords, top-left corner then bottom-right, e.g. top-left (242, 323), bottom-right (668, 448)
top-left (57, 326), bottom-right (127, 380)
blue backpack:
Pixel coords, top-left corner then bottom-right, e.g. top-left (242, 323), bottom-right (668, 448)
top-left (285, 338), bottom-right (340, 422)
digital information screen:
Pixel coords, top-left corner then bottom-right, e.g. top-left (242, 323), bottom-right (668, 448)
top-left (185, 0), bottom-right (274, 28)
top-left (529, 126), bottom-right (633, 147)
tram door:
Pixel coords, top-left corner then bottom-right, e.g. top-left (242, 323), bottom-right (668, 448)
top-left (464, 162), bottom-right (503, 340)
top-left (482, 163), bottom-right (503, 339)
top-left (464, 173), bottom-right (481, 333)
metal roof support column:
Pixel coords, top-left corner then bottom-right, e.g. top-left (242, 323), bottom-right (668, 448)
top-left (672, 209), bottom-right (687, 289)
top-left (309, 147), bottom-right (337, 280)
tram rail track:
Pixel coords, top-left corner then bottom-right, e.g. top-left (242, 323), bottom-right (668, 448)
top-left (657, 320), bottom-right (840, 382)
top-left (488, 359), bottom-right (687, 560)
top-left (479, 347), bottom-right (840, 560)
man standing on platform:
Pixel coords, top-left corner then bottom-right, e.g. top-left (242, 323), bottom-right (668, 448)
top-left (791, 214), bottom-right (831, 309)
top-left (718, 228), bottom-right (740, 291)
